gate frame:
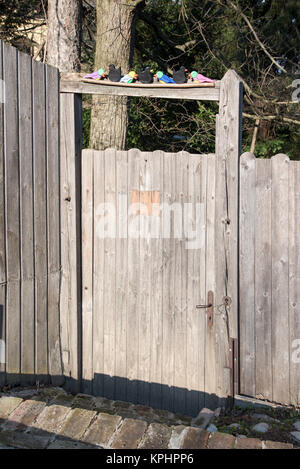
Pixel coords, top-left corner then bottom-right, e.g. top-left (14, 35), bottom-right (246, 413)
top-left (59, 71), bottom-right (243, 405)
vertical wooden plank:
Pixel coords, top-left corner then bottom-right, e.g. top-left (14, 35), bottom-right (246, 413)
top-left (239, 152), bottom-right (256, 396)
top-left (254, 159), bottom-right (272, 401)
top-left (115, 149), bottom-right (128, 401)
top-left (32, 60), bottom-right (48, 381)
top-left (0, 41), bottom-right (6, 386)
top-left (93, 150), bottom-right (105, 395)
top-left (127, 148), bottom-right (140, 403)
top-left (289, 161), bottom-right (300, 406)
top-left (173, 151), bottom-right (188, 414)
top-left (186, 155), bottom-right (202, 415)
top-left (271, 154), bottom-right (290, 404)
top-left (204, 154), bottom-right (218, 408)
top-left (149, 150), bottom-right (163, 409)
top-left (18, 50), bottom-right (35, 384)
top-left (103, 149), bottom-right (116, 399)
top-left (46, 64), bottom-right (63, 385)
top-left (81, 149), bottom-right (93, 394)
top-left (138, 151), bottom-right (152, 406)
top-left (60, 92), bottom-right (82, 391)
top-left (161, 152), bottom-right (176, 412)
top-left (215, 71), bottom-right (243, 402)
top-left (3, 43), bottom-right (21, 384)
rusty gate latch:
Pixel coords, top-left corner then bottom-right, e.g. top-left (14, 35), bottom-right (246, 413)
top-left (196, 291), bottom-right (214, 327)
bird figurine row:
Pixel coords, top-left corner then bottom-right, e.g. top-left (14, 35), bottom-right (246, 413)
top-left (84, 65), bottom-right (214, 85)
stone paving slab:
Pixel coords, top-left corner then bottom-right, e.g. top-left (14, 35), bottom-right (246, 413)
top-left (180, 427), bottom-right (209, 449)
top-left (139, 423), bottom-right (172, 449)
top-left (0, 397), bottom-right (23, 420)
top-left (262, 440), bottom-right (294, 449)
top-left (207, 432), bottom-right (236, 449)
top-left (235, 437), bottom-right (262, 449)
top-left (82, 413), bottom-right (122, 448)
top-left (110, 418), bottom-right (148, 449)
top-left (58, 408), bottom-right (97, 440)
top-left (31, 404), bottom-right (72, 434)
top-left (4, 400), bottom-right (46, 431)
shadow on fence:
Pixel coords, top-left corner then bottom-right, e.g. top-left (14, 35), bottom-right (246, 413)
top-left (0, 372), bottom-right (222, 417)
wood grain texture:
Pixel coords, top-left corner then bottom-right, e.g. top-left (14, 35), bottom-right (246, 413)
top-left (46, 64), bottom-right (63, 384)
top-left (33, 59), bottom-right (48, 381)
top-left (18, 50), bottom-right (35, 383)
top-left (60, 92), bottom-right (82, 391)
top-left (254, 159), bottom-right (272, 401)
top-left (215, 71), bottom-right (243, 402)
top-left (3, 42), bottom-right (21, 383)
top-left (60, 80), bottom-right (220, 101)
top-left (271, 154), bottom-right (290, 404)
top-left (289, 161), bottom-right (300, 405)
top-left (0, 41), bottom-right (6, 385)
top-left (81, 149), bottom-right (94, 394)
top-left (239, 153), bottom-right (256, 396)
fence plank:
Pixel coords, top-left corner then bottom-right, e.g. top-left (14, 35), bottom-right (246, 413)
top-left (18, 50), bottom-right (35, 383)
top-left (92, 150), bottom-right (105, 395)
top-left (173, 152), bottom-right (188, 414)
top-left (215, 71), bottom-right (243, 402)
top-left (32, 60), bottom-right (48, 381)
top-left (149, 150), bottom-right (163, 409)
top-left (3, 42), bottom-right (21, 383)
top-left (204, 154), bottom-right (218, 408)
top-left (138, 151), bottom-right (152, 406)
top-left (126, 148), bottom-right (140, 403)
top-left (46, 65), bottom-right (63, 384)
top-left (81, 149), bottom-right (94, 394)
top-left (289, 161), bottom-right (300, 405)
top-left (186, 155), bottom-right (202, 414)
top-left (161, 152), bottom-right (176, 412)
top-left (254, 159), bottom-right (272, 401)
top-left (114, 149), bottom-right (128, 401)
top-left (271, 154), bottom-right (290, 404)
top-left (60, 92), bottom-right (82, 391)
top-left (0, 41), bottom-right (6, 385)
top-left (103, 149), bottom-right (116, 399)
top-left (239, 152), bottom-right (256, 397)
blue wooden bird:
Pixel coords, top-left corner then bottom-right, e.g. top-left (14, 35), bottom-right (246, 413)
top-left (155, 71), bottom-right (175, 84)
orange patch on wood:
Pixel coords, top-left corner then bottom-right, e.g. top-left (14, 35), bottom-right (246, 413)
top-left (131, 190), bottom-right (160, 216)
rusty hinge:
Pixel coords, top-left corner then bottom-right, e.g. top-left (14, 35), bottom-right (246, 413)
top-left (196, 291), bottom-right (214, 327)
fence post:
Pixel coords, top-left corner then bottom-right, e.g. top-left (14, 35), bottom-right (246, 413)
top-left (215, 70), bottom-right (243, 404)
top-left (60, 92), bottom-right (82, 392)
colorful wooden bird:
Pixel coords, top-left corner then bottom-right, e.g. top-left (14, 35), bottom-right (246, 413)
top-left (155, 71), bottom-right (175, 84)
top-left (108, 64), bottom-right (122, 82)
top-left (84, 68), bottom-right (106, 80)
top-left (139, 66), bottom-right (154, 84)
top-left (173, 66), bottom-right (188, 84)
top-left (190, 71), bottom-right (214, 83)
top-left (120, 71), bottom-right (138, 83)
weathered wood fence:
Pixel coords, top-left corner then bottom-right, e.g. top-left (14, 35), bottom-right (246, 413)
top-left (240, 152), bottom-right (300, 406)
top-left (0, 41), bottom-right (62, 386)
top-left (1, 41), bottom-right (299, 413)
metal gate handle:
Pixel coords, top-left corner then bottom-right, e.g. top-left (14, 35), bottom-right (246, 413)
top-left (196, 291), bottom-right (214, 327)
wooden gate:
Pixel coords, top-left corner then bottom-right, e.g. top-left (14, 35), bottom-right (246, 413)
top-left (81, 149), bottom-right (217, 415)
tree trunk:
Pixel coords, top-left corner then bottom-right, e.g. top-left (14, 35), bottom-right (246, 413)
top-left (90, 0), bottom-right (143, 150)
top-left (47, 0), bottom-right (81, 72)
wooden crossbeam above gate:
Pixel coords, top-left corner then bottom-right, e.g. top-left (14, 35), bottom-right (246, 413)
top-left (60, 73), bottom-right (221, 101)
